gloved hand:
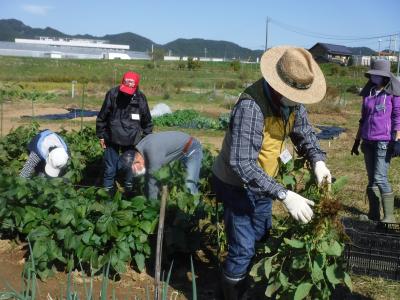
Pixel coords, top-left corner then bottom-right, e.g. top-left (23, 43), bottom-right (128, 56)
top-left (282, 191), bottom-right (315, 223)
top-left (392, 140), bottom-right (400, 157)
top-left (351, 139), bottom-right (360, 156)
top-left (313, 161), bottom-right (332, 185)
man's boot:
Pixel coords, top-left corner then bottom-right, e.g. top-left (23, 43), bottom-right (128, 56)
top-left (220, 272), bottom-right (248, 300)
top-left (105, 186), bottom-right (116, 197)
top-left (381, 192), bottom-right (396, 223)
top-left (366, 186), bottom-right (381, 221)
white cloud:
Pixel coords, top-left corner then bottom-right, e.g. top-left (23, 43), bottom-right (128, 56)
top-left (21, 4), bottom-right (52, 16)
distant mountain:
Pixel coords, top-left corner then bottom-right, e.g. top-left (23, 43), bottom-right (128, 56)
top-left (0, 18), bottom-right (263, 59)
top-left (0, 19), bottom-right (158, 52)
top-left (163, 38), bottom-right (263, 60)
top-left (350, 47), bottom-right (376, 56)
top-left (0, 19), bottom-right (377, 60)
top-left (0, 19), bottom-right (65, 41)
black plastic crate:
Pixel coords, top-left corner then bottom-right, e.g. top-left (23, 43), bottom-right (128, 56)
top-left (341, 217), bottom-right (400, 281)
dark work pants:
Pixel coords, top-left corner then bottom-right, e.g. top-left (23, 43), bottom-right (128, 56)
top-left (103, 142), bottom-right (134, 190)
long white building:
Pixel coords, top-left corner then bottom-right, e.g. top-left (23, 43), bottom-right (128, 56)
top-left (0, 37), bottom-right (150, 60)
top-left (15, 37), bottom-right (130, 50)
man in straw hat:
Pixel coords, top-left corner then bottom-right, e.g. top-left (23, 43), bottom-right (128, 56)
top-left (212, 46), bottom-right (331, 299)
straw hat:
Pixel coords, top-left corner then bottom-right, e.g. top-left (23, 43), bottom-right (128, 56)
top-left (260, 46), bottom-right (326, 104)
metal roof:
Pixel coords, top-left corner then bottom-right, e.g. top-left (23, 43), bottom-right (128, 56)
top-left (310, 43), bottom-right (353, 55)
top-left (0, 41), bottom-right (150, 59)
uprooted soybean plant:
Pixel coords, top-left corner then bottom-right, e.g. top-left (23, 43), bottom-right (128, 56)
top-left (250, 157), bottom-right (352, 299)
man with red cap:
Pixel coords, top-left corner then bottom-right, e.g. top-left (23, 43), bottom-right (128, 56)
top-left (96, 71), bottom-right (153, 196)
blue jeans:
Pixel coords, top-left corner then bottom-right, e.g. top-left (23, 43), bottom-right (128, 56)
top-left (361, 140), bottom-right (392, 194)
top-left (212, 175), bottom-right (272, 279)
top-left (103, 142), bottom-right (135, 190)
top-left (181, 138), bottom-right (203, 195)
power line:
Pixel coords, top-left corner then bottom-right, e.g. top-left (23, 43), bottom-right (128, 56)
top-left (270, 18), bottom-right (399, 42)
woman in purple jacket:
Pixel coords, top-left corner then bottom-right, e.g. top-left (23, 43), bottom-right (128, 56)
top-left (351, 59), bottom-right (400, 223)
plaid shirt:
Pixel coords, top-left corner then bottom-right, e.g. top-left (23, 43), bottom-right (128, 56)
top-left (229, 99), bottom-right (326, 198)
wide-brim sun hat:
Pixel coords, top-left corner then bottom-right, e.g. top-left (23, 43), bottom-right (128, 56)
top-left (45, 147), bottom-right (69, 177)
top-left (260, 46), bottom-right (326, 104)
top-left (365, 59), bottom-right (392, 78)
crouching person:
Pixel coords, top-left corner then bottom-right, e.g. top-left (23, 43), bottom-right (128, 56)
top-left (119, 131), bottom-right (203, 199)
top-left (19, 129), bottom-right (69, 178)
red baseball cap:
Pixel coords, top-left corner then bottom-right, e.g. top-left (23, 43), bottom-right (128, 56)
top-left (119, 71), bottom-right (140, 95)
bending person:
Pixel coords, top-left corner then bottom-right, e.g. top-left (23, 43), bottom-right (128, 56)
top-left (20, 129), bottom-right (69, 178)
top-left (119, 131), bottom-right (203, 199)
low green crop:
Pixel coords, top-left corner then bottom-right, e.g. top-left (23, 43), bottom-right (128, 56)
top-left (153, 109), bottom-right (228, 130)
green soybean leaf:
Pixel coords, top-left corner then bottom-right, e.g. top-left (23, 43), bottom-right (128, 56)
top-left (249, 258), bottom-right (264, 281)
top-left (291, 255), bottom-right (308, 269)
top-left (265, 281), bottom-right (281, 298)
top-left (344, 272), bottom-right (353, 292)
top-left (32, 240), bottom-right (47, 259)
top-left (134, 253), bottom-right (145, 272)
top-left (312, 260), bottom-right (324, 282)
top-left (326, 264), bottom-right (341, 285)
top-left (279, 271), bottom-right (289, 287)
top-left (324, 240), bottom-right (343, 257)
top-left (264, 257), bottom-right (273, 278)
top-left (294, 282), bottom-right (313, 300)
top-left (140, 221), bottom-right (152, 234)
top-left (284, 238), bottom-right (304, 249)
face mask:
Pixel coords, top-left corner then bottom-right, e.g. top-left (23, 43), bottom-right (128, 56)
top-left (280, 96), bottom-right (298, 107)
top-left (133, 166), bottom-right (146, 177)
top-left (370, 75), bottom-right (385, 86)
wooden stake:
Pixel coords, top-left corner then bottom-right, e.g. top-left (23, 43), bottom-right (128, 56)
top-left (154, 186), bottom-right (168, 300)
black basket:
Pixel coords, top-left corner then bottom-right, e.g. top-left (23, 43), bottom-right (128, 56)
top-left (342, 217), bottom-right (400, 281)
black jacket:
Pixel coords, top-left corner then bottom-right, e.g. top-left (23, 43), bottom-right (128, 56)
top-left (96, 86), bottom-right (153, 146)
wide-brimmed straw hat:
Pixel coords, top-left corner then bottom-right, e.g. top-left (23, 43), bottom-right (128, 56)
top-left (260, 46), bottom-right (326, 104)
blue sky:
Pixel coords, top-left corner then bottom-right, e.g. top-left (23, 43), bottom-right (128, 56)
top-left (0, 0), bottom-right (399, 51)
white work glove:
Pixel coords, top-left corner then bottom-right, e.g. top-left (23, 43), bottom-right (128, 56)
top-left (313, 161), bottom-right (332, 185)
top-left (282, 191), bottom-right (315, 224)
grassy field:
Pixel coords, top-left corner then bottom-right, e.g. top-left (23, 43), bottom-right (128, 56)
top-left (0, 56), bottom-right (399, 299)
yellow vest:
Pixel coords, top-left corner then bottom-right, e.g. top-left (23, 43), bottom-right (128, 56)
top-left (258, 114), bottom-right (295, 177)
top-left (212, 79), bottom-right (295, 187)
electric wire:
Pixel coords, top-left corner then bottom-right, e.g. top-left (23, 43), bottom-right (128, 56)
top-left (270, 18), bottom-right (399, 42)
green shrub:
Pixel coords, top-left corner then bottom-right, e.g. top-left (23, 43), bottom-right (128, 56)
top-left (230, 60), bottom-right (241, 72)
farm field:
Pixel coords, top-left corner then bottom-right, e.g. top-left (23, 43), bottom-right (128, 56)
top-left (0, 56), bottom-right (399, 299)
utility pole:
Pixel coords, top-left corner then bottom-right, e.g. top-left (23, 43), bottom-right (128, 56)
top-left (378, 39), bottom-right (382, 56)
top-left (397, 33), bottom-right (400, 77)
top-left (204, 48), bottom-right (207, 59)
top-left (265, 17), bottom-right (270, 51)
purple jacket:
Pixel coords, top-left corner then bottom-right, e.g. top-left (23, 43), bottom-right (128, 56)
top-left (360, 90), bottom-right (400, 141)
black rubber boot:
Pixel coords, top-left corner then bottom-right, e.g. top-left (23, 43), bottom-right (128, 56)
top-left (105, 186), bottom-right (116, 198)
top-left (220, 272), bottom-right (248, 300)
top-left (123, 185), bottom-right (134, 199)
top-left (367, 186), bottom-right (381, 221)
top-left (381, 192), bottom-right (396, 223)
